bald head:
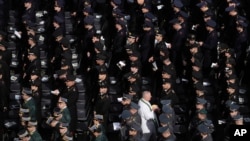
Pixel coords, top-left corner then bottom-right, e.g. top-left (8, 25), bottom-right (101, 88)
top-left (142, 91), bottom-right (152, 101)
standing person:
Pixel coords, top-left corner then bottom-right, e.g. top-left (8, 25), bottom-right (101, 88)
top-left (199, 20), bottom-right (218, 79)
top-left (138, 91), bottom-right (159, 141)
top-left (169, 18), bottom-right (187, 81)
top-left (62, 75), bottom-right (78, 132)
top-left (94, 85), bottom-right (111, 130)
top-left (27, 120), bottom-right (43, 141)
top-left (21, 87), bottom-right (37, 121)
top-left (0, 69), bottom-right (8, 137)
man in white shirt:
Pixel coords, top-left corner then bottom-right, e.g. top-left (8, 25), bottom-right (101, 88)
top-left (138, 91), bottom-right (159, 141)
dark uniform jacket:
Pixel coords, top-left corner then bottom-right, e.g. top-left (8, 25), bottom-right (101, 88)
top-left (23, 97), bottom-right (36, 120)
top-left (0, 79), bottom-right (8, 111)
top-left (0, 49), bottom-right (11, 66)
top-left (140, 29), bottom-right (155, 63)
top-left (159, 134), bottom-right (176, 141)
top-left (161, 88), bottom-right (179, 105)
top-left (113, 28), bottom-right (127, 53)
top-left (95, 133), bottom-right (108, 141)
top-left (60, 107), bottom-right (71, 124)
top-left (61, 85), bottom-right (78, 130)
top-left (24, 58), bottom-right (41, 85)
top-left (30, 130), bottom-right (43, 141)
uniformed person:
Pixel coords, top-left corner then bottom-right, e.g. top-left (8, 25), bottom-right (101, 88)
top-left (51, 16), bottom-right (64, 72)
top-left (61, 37), bottom-right (72, 68)
top-left (127, 123), bottom-right (144, 141)
top-left (30, 78), bottom-right (42, 122)
top-left (0, 41), bottom-right (11, 66)
top-left (27, 120), bottom-right (43, 141)
top-left (51, 97), bottom-right (71, 141)
top-left (158, 126), bottom-right (176, 141)
top-left (79, 15), bottom-right (96, 74)
top-left (233, 114), bottom-right (244, 125)
top-left (0, 68), bottom-right (8, 133)
top-left (161, 79), bottom-right (179, 105)
top-left (93, 126), bottom-right (109, 141)
top-left (199, 19), bottom-right (218, 79)
top-left (139, 20), bottom-right (155, 76)
top-left (61, 75), bottom-right (78, 132)
top-left (21, 87), bottom-right (37, 121)
top-left (18, 129), bottom-right (32, 141)
top-left (162, 57), bottom-right (176, 85)
top-left (109, 18), bottom-right (127, 78)
top-left (23, 0), bottom-right (36, 23)
top-left (197, 124), bottom-right (213, 141)
top-left (23, 50), bottom-right (41, 87)
top-left (89, 114), bottom-right (106, 134)
top-left (27, 35), bottom-right (40, 59)
top-left (226, 83), bottom-right (239, 103)
top-left (120, 94), bottom-right (133, 110)
top-left (234, 20), bottom-right (248, 75)
top-left (129, 102), bottom-right (142, 126)
top-left (169, 18), bottom-right (187, 80)
top-left (94, 84), bottom-right (111, 130)
top-left (59, 122), bottom-right (71, 140)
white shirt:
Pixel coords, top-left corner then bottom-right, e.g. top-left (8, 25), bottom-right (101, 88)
top-left (138, 98), bottom-right (155, 133)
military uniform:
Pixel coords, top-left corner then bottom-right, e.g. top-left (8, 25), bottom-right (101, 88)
top-left (201, 20), bottom-right (218, 78)
top-left (0, 41), bottom-right (11, 66)
top-left (23, 97), bottom-right (37, 121)
top-left (94, 93), bottom-right (111, 129)
top-left (169, 18), bottom-right (187, 78)
top-left (59, 75), bottom-right (78, 131)
top-left (95, 133), bottom-right (109, 141)
top-left (30, 130), bottom-right (43, 141)
top-left (60, 106), bottom-right (71, 124)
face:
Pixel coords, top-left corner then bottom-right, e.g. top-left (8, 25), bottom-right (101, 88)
top-left (155, 34), bottom-right (163, 42)
top-left (172, 23), bottom-right (179, 30)
top-left (24, 2), bottom-right (31, 8)
top-left (92, 36), bottom-right (99, 43)
top-left (30, 75), bottom-right (38, 80)
top-left (31, 85), bottom-right (38, 91)
top-left (59, 126), bottom-right (68, 135)
top-left (162, 131), bottom-right (171, 138)
top-left (127, 37), bottom-right (136, 45)
top-left (227, 88), bottom-right (234, 94)
top-left (28, 39), bottom-right (34, 45)
top-left (198, 113), bottom-right (206, 120)
top-left (54, 5), bottom-right (61, 12)
top-left (57, 100), bottom-right (66, 109)
top-left (130, 67), bottom-right (138, 73)
top-left (21, 93), bottom-right (29, 100)
top-left (200, 6), bottom-right (207, 12)
top-left (130, 108), bottom-right (137, 115)
top-left (27, 125), bottom-right (34, 132)
top-left (162, 73), bottom-right (171, 79)
top-left (196, 103), bottom-right (204, 110)
top-left (144, 92), bottom-right (152, 101)
top-left (230, 110), bottom-right (238, 117)
top-left (162, 83), bottom-right (170, 89)
top-left (65, 80), bottom-right (74, 87)
top-left (98, 74), bottom-right (107, 80)
top-left (115, 24), bottom-right (121, 30)
top-left (99, 87), bottom-right (108, 94)
top-left (129, 130), bottom-right (137, 136)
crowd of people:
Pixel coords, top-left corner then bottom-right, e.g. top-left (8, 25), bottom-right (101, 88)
top-left (0, 0), bottom-right (250, 141)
